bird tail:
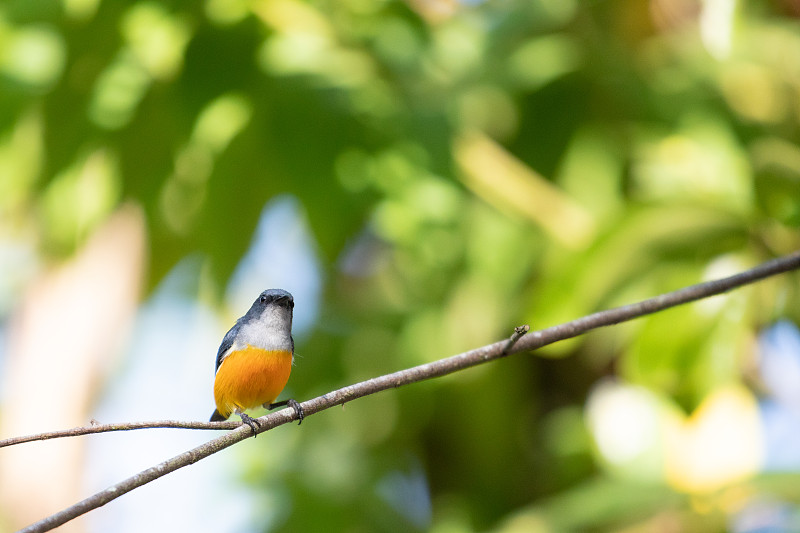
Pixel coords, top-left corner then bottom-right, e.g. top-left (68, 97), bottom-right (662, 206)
top-left (210, 409), bottom-right (228, 422)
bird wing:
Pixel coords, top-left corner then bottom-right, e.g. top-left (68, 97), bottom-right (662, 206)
top-left (215, 322), bottom-right (240, 373)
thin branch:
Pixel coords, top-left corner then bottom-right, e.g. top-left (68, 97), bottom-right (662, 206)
top-left (17, 413), bottom-right (295, 533)
top-left (16, 250), bottom-right (800, 533)
top-left (0, 420), bottom-right (240, 448)
top-left (502, 325), bottom-right (530, 355)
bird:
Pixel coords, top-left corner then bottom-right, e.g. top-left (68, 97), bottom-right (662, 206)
top-left (209, 289), bottom-right (303, 436)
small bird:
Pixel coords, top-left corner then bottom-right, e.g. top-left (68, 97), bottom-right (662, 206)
top-left (210, 289), bottom-right (303, 435)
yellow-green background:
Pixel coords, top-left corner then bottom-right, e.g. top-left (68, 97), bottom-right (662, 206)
top-left (2, 0), bottom-right (800, 532)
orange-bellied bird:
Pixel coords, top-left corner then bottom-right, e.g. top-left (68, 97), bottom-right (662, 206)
top-left (210, 289), bottom-right (304, 435)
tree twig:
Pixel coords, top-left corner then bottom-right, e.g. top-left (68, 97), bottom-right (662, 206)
top-left (16, 250), bottom-right (800, 533)
top-left (17, 413), bottom-right (295, 533)
top-left (0, 420), bottom-right (240, 449)
top-left (502, 325), bottom-right (530, 355)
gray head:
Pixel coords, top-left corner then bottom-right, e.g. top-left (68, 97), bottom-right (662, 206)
top-left (236, 289), bottom-right (294, 352)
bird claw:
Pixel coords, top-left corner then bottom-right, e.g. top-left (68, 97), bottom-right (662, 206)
top-left (287, 399), bottom-right (304, 425)
top-left (266, 398), bottom-right (305, 425)
top-left (239, 413), bottom-right (261, 437)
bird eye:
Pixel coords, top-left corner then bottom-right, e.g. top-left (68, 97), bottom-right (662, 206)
top-left (260, 295), bottom-right (267, 303)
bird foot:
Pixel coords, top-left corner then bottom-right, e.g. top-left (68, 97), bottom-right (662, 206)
top-left (238, 412), bottom-right (261, 437)
top-left (266, 398), bottom-right (305, 425)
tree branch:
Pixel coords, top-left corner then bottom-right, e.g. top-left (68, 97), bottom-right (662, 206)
top-left (16, 250), bottom-right (800, 533)
top-left (0, 420), bottom-right (241, 448)
top-left (502, 325), bottom-right (531, 354)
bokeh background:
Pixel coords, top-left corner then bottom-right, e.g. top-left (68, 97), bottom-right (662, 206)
top-left (1, 0), bottom-right (800, 531)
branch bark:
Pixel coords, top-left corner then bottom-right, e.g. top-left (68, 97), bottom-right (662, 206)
top-left (0, 420), bottom-right (241, 448)
top-left (16, 250), bottom-right (800, 533)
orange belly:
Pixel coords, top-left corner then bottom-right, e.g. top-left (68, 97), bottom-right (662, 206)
top-left (213, 346), bottom-right (293, 419)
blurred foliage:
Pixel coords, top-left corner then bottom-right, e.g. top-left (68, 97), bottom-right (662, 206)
top-left (2, 0), bottom-right (800, 532)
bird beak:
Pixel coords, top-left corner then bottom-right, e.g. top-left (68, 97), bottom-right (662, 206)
top-left (275, 295), bottom-right (294, 308)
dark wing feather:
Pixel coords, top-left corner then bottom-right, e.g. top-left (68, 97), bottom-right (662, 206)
top-left (215, 322), bottom-right (240, 373)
